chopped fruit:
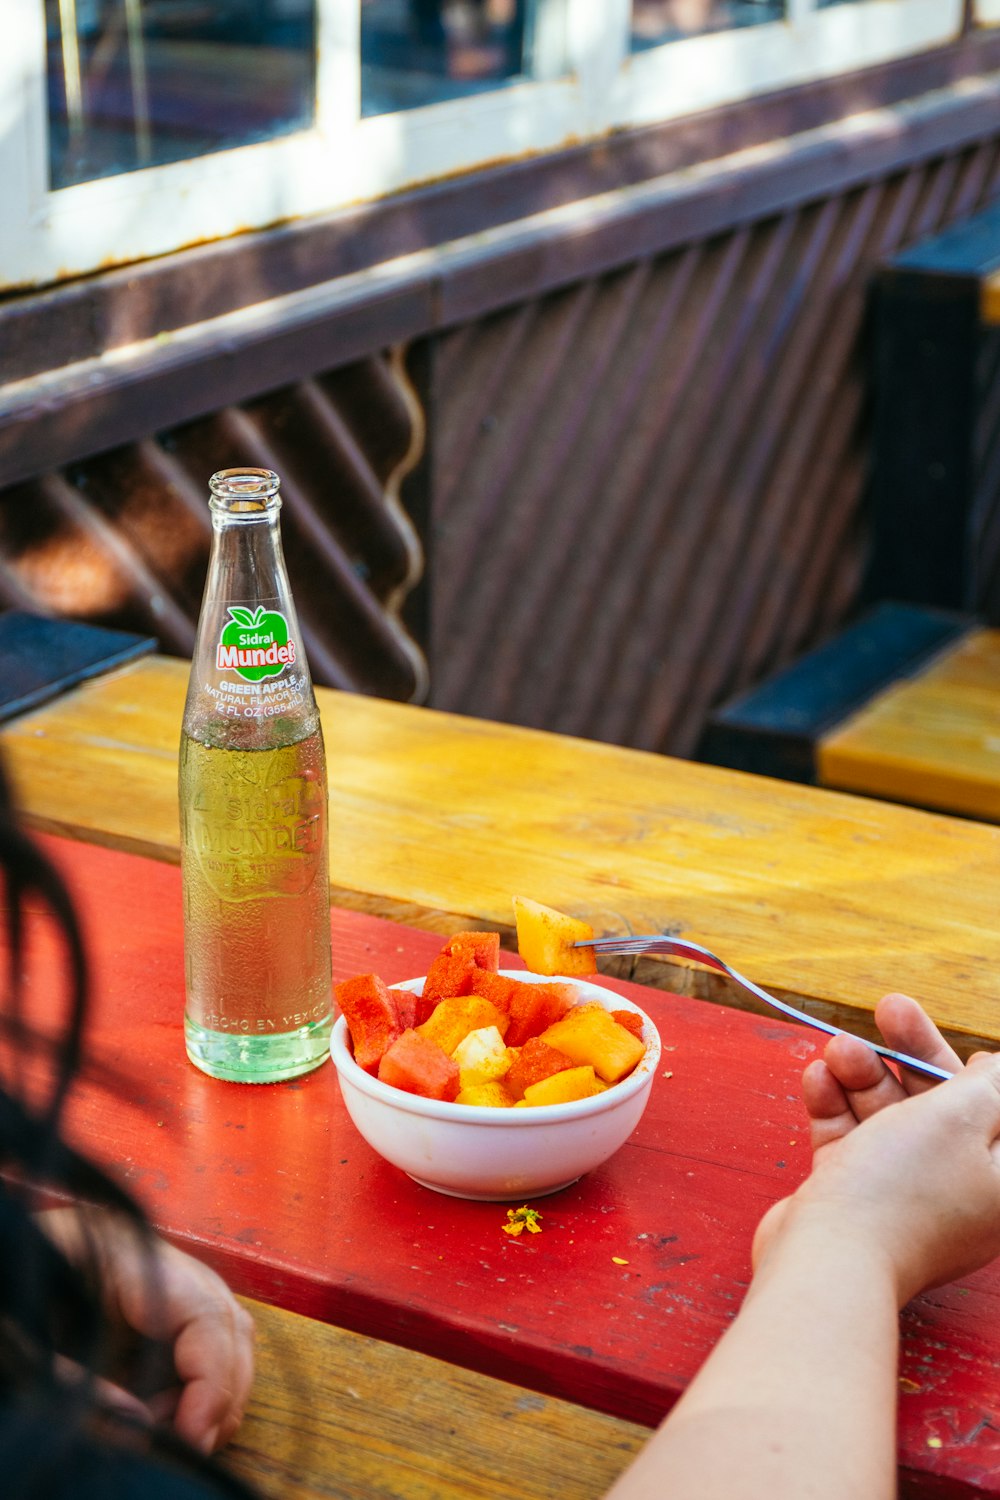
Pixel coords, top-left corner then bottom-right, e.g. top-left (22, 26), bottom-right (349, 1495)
top-left (442, 930), bottom-right (501, 972)
top-left (452, 1026), bottom-right (515, 1089)
top-left (391, 988), bottom-right (419, 1031)
top-left (512, 896), bottom-right (597, 977)
top-left (468, 969), bottom-right (518, 1013)
top-left (335, 973), bottom-right (405, 1073)
top-left (377, 1029), bottom-right (460, 1101)
top-left (539, 1003), bottom-right (645, 1084)
top-left (455, 1080), bottom-right (516, 1107)
top-left (612, 1009), bottom-right (645, 1040)
top-left (523, 1065), bottom-right (606, 1106)
top-left (504, 1036), bottom-right (576, 1100)
top-left (505, 980), bottom-right (576, 1048)
top-left (421, 952), bottom-right (476, 1004)
top-left (417, 995), bottom-right (508, 1056)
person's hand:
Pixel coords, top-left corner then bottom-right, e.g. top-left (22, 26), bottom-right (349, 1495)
top-left (37, 1206), bottom-right (255, 1453)
top-left (753, 995), bottom-right (1000, 1305)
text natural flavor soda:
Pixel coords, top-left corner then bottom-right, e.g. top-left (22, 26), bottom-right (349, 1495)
top-left (179, 468), bottom-right (333, 1082)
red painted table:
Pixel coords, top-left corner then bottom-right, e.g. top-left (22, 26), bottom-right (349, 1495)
top-left (16, 834), bottom-right (1000, 1495)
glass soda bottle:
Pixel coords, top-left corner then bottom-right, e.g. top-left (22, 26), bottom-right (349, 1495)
top-left (179, 468), bottom-right (333, 1082)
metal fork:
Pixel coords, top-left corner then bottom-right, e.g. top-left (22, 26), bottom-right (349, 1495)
top-left (576, 934), bottom-right (953, 1083)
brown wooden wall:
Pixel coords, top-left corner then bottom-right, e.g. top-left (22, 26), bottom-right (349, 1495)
top-left (423, 141), bottom-right (1000, 758)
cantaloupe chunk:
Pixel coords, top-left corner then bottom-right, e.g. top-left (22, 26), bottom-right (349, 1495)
top-left (455, 1080), bottom-right (516, 1108)
top-left (538, 1002), bottom-right (645, 1084)
top-left (522, 1065), bottom-right (606, 1106)
top-left (417, 995), bottom-right (508, 1056)
top-left (512, 896), bottom-right (597, 977)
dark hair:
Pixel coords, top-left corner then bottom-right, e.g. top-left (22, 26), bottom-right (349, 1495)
top-left (0, 759), bottom-right (255, 1496)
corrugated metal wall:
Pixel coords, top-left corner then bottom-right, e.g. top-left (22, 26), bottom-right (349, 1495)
top-left (426, 140), bottom-right (1000, 757)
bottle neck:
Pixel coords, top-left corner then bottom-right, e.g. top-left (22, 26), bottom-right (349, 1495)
top-left (183, 471), bottom-right (317, 750)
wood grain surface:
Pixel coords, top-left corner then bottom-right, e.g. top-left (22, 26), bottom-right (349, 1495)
top-left (820, 629), bottom-right (1000, 822)
top-left (5, 655), bottom-right (1000, 1045)
top-left (13, 832), bottom-right (1000, 1497)
top-left (227, 1297), bottom-right (647, 1500)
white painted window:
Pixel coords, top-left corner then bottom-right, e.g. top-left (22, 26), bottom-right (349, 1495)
top-left (0, 0), bottom-right (966, 293)
top-left (976, 0), bottom-right (1000, 27)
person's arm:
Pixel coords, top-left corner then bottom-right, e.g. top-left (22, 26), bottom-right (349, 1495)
top-left (608, 996), bottom-right (1000, 1500)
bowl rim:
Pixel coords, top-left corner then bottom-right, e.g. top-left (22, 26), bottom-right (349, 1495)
top-left (330, 971), bottom-right (661, 1127)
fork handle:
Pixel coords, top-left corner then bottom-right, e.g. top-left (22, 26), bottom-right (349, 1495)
top-left (582, 935), bottom-right (954, 1083)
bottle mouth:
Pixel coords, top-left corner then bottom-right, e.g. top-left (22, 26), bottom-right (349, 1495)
top-left (209, 469), bottom-right (281, 513)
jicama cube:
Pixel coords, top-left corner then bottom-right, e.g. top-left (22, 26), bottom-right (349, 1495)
top-left (451, 1025), bottom-right (515, 1089)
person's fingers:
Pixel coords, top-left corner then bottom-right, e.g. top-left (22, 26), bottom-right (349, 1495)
top-left (873, 992), bottom-right (962, 1090)
top-left (801, 1058), bottom-right (860, 1150)
top-left (168, 1288), bottom-right (256, 1452)
top-left (820, 1030), bottom-right (910, 1122)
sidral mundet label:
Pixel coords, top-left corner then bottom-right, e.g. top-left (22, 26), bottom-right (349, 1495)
top-left (216, 604), bottom-right (297, 682)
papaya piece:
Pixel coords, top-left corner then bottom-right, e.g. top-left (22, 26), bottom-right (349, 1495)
top-left (377, 1029), bottom-right (459, 1102)
top-left (512, 896), bottom-right (597, 978)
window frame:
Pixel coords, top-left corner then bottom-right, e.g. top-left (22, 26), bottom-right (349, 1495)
top-left (0, 0), bottom-right (966, 294)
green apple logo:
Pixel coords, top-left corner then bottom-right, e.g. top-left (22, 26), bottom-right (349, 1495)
top-left (216, 605), bottom-right (297, 682)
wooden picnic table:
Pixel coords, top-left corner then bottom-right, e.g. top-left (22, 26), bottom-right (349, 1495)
top-left (4, 653), bottom-right (1000, 1051)
top-left (18, 830), bottom-right (1000, 1499)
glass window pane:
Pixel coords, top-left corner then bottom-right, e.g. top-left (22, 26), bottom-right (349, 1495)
top-left (362, 0), bottom-right (532, 118)
top-left (46, 0), bottom-right (316, 190)
top-left (631, 0), bottom-right (783, 48)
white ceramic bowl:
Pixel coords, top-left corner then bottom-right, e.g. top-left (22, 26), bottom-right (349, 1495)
top-left (330, 971), bottom-right (661, 1200)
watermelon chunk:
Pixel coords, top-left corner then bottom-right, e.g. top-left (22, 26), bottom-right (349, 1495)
top-left (391, 987), bottom-right (419, 1031)
top-left (504, 1036), bottom-right (575, 1100)
top-left (335, 973), bottom-right (404, 1073)
top-left (468, 969), bottom-right (518, 1014)
top-left (377, 1029), bottom-right (460, 1102)
top-left (612, 1009), bottom-right (644, 1040)
top-left (442, 930), bottom-right (501, 972)
top-left (505, 980), bottom-right (577, 1048)
top-left (421, 952), bottom-right (476, 1004)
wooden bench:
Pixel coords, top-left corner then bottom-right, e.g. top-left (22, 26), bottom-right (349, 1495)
top-left (229, 1298), bottom-right (646, 1500)
top-left (700, 601), bottom-right (1000, 823)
